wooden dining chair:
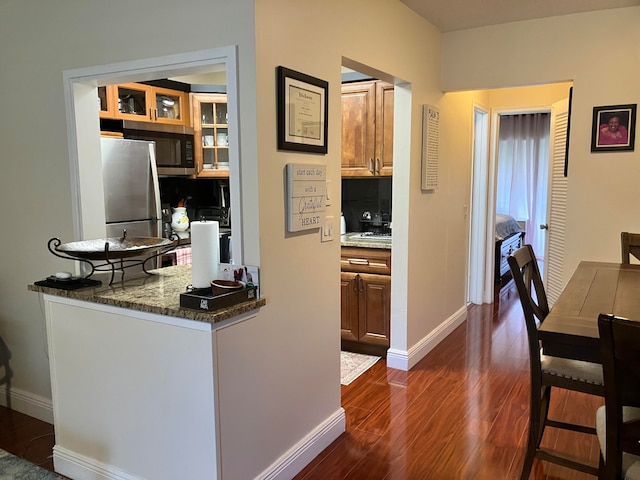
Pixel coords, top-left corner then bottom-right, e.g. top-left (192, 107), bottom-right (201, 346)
top-left (596, 314), bottom-right (640, 480)
top-left (508, 244), bottom-right (604, 479)
top-left (620, 232), bottom-right (640, 264)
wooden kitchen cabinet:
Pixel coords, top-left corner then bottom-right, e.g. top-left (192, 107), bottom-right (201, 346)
top-left (101, 83), bottom-right (190, 126)
top-left (191, 93), bottom-right (229, 178)
top-left (98, 85), bottom-right (118, 119)
top-left (341, 80), bottom-right (394, 177)
top-left (340, 247), bottom-right (391, 356)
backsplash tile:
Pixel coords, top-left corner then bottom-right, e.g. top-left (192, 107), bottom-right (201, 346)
top-left (341, 177), bottom-right (392, 233)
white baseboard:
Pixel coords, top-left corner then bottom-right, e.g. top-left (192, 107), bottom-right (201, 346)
top-left (0, 385), bottom-right (53, 424)
top-left (258, 407), bottom-right (346, 480)
top-left (387, 306), bottom-right (467, 371)
top-left (50, 409), bottom-right (345, 480)
top-left (54, 446), bottom-right (137, 480)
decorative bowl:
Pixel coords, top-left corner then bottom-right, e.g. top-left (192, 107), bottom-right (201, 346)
top-left (53, 237), bottom-right (177, 260)
top-left (211, 279), bottom-right (244, 296)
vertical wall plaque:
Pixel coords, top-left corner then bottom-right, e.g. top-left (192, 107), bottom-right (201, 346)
top-left (421, 104), bottom-right (439, 190)
top-left (286, 163), bottom-right (327, 232)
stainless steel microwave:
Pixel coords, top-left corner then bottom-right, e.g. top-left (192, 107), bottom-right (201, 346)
top-left (122, 120), bottom-right (195, 176)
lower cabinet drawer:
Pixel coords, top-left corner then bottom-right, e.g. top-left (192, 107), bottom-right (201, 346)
top-left (340, 247), bottom-right (391, 275)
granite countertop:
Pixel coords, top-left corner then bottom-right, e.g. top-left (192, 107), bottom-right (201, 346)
top-left (340, 232), bottom-right (392, 249)
top-left (28, 265), bottom-right (266, 324)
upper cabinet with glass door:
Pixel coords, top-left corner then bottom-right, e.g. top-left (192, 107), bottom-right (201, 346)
top-left (98, 86), bottom-right (117, 119)
top-left (99, 83), bottom-right (191, 127)
top-left (191, 93), bottom-right (229, 178)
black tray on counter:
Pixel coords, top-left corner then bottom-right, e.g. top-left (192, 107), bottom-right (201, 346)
top-left (180, 285), bottom-right (258, 311)
top-left (34, 277), bottom-right (102, 290)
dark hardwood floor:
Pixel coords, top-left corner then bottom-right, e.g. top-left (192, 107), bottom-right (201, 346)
top-left (0, 403), bottom-right (55, 471)
top-left (296, 280), bottom-right (602, 480)
top-left (0, 280), bottom-right (602, 479)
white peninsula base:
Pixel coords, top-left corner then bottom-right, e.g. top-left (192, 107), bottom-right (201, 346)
top-left (43, 294), bottom-right (251, 480)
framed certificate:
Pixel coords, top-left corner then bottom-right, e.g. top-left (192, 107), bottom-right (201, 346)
top-left (277, 66), bottom-right (328, 154)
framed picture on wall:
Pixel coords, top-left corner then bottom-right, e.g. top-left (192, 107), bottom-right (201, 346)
top-left (277, 66), bottom-right (328, 154)
top-left (591, 104), bottom-right (636, 152)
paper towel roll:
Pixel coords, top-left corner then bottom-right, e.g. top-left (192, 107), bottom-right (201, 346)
top-left (190, 220), bottom-right (220, 288)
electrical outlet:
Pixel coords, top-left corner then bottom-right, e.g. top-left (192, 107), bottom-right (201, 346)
top-left (321, 216), bottom-right (334, 242)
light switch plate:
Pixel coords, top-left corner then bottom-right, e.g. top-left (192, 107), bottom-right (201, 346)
top-left (325, 179), bottom-right (332, 206)
top-left (321, 216), bottom-right (334, 242)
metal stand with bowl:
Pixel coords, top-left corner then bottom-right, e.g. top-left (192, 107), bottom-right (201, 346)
top-left (42, 231), bottom-right (180, 286)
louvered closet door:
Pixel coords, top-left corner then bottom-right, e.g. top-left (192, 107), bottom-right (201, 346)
top-left (544, 97), bottom-right (569, 306)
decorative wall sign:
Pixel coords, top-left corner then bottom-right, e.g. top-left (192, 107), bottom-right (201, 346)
top-left (421, 104), bottom-right (439, 190)
top-left (591, 104), bottom-right (636, 152)
top-left (277, 66), bottom-right (328, 154)
top-left (286, 163), bottom-right (326, 232)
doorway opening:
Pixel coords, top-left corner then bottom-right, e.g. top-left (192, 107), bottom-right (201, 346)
top-left (339, 57), bottom-right (412, 370)
top-left (467, 82), bottom-right (572, 305)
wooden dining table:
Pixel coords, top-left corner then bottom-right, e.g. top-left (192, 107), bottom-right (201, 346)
top-left (539, 261), bottom-right (640, 364)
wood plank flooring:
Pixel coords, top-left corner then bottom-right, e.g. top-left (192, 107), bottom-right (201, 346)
top-left (0, 404), bottom-right (55, 472)
top-left (296, 281), bottom-right (603, 480)
top-left (0, 280), bottom-right (602, 479)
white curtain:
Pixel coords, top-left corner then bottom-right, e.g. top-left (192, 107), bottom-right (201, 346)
top-left (496, 113), bottom-right (550, 256)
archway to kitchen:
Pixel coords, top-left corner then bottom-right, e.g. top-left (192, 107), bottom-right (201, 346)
top-left (340, 57), bottom-right (411, 369)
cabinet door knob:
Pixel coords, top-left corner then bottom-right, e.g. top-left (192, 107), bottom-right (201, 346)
top-left (369, 158), bottom-right (374, 174)
top-left (375, 158), bottom-right (380, 174)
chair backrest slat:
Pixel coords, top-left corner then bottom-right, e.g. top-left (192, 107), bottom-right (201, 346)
top-left (620, 232), bottom-right (640, 264)
top-left (508, 245), bottom-right (549, 370)
top-left (597, 313), bottom-right (640, 477)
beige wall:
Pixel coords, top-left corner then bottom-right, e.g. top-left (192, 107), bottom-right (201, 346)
top-left (443, 7), bottom-right (640, 281)
top-left (0, 0), bottom-right (472, 477)
top-left (6, 1), bottom-right (635, 478)
top-left (489, 82), bottom-right (573, 109)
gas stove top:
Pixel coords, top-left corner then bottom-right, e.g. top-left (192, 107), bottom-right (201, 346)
top-left (195, 206), bottom-right (230, 227)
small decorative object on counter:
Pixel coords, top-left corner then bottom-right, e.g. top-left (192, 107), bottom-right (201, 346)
top-left (340, 213), bottom-right (346, 235)
top-left (210, 279), bottom-right (243, 296)
top-left (171, 199), bottom-right (189, 239)
top-left (171, 202), bottom-right (189, 233)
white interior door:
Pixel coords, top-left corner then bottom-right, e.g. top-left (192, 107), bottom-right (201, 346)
top-left (543, 97), bottom-right (569, 306)
top-left (468, 105), bottom-right (490, 304)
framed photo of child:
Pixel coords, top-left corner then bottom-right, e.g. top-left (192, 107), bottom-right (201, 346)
top-left (591, 104), bottom-right (636, 152)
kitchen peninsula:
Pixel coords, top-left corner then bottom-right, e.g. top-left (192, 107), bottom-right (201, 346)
top-left (29, 265), bottom-right (265, 480)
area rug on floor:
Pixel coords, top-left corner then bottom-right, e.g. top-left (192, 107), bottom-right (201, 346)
top-left (0, 448), bottom-right (63, 479)
top-left (340, 351), bottom-right (380, 385)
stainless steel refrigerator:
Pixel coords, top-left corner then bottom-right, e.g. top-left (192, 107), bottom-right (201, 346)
top-left (101, 137), bottom-right (161, 239)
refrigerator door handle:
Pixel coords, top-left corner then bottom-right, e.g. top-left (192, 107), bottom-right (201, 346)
top-left (148, 143), bottom-right (162, 238)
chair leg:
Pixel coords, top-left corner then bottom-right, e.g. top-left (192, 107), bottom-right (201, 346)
top-left (520, 429), bottom-right (537, 480)
top-left (538, 385), bottom-right (552, 444)
top-left (520, 385), bottom-right (551, 480)
top-left (598, 453), bottom-right (604, 480)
